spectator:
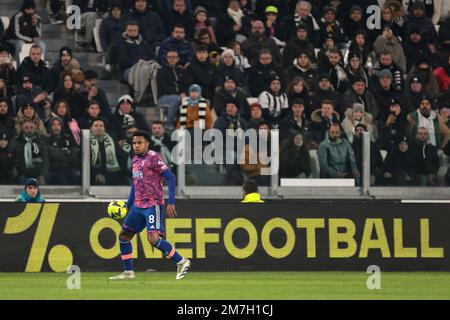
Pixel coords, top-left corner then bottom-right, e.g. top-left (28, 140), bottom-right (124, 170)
top-left (258, 75), bottom-right (289, 127)
top-left (242, 20), bottom-right (282, 67)
top-left (177, 84), bottom-right (214, 130)
top-left (16, 45), bottom-right (52, 94)
top-left (404, 76), bottom-right (425, 112)
top-left (50, 99), bottom-right (81, 146)
top-left (279, 98), bottom-right (313, 147)
top-left (240, 121), bottom-right (272, 186)
top-left (113, 95), bottom-right (149, 132)
top-left (318, 6), bottom-right (346, 47)
top-left (213, 75), bottom-right (249, 120)
top-left (309, 74), bottom-right (341, 116)
top-left (439, 102), bottom-right (450, 129)
top-left (433, 53), bottom-right (450, 93)
top-left (0, 15), bottom-right (4, 40)
top-left (0, 130), bottom-right (16, 184)
top-left (79, 69), bottom-right (111, 117)
top-left (404, 1), bottom-right (438, 45)
top-left (280, 132), bottom-right (311, 178)
top-left (217, 0), bottom-right (247, 47)
top-left (283, 51), bottom-right (317, 91)
top-left (53, 71), bottom-right (84, 121)
top-left (372, 50), bottom-right (404, 92)
top-left (192, 6), bottom-right (217, 43)
top-left (342, 103), bottom-right (375, 143)
top-left (4, 0), bottom-right (46, 64)
top-left (79, 101), bottom-right (124, 142)
top-left (402, 25), bottom-right (433, 73)
top-left (311, 99), bottom-right (340, 144)
top-left (150, 120), bottom-right (176, 170)
top-left (343, 5), bottom-right (367, 40)
top-left (345, 52), bottom-right (370, 89)
top-left (318, 48), bottom-right (349, 93)
top-left (158, 25), bottom-right (193, 67)
top-left (15, 74), bottom-right (48, 119)
top-left (0, 42), bottom-right (16, 95)
top-left (285, 77), bottom-right (311, 108)
top-left (247, 103), bottom-right (264, 129)
top-left (100, 1), bottom-right (126, 79)
top-left (373, 69), bottom-right (406, 120)
top-left (263, 5), bottom-right (285, 47)
top-left (214, 100), bottom-right (248, 132)
top-left (156, 49), bottom-right (184, 130)
top-left (192, 28), bottom-right (221, 57)
top-left (192, 0), bottom-right (222, 19)
top-left (11, 120), bottom-right (49, 184)
top-left (49, 47), bottom-right (81, 92)
top-left (407, 56), bottom-right (440, 98)
top-left (181, 44), bottom-right (221, 101)
top-left (218, 49), bottom-right (245, 88)
top-left (241, 179), bottom-right (264, 203)
top-left (340, 76), bottom-right (379, 120)
top-left (318, 123), bottom-right (360, 182)
top-left (411, 127), bottom-right (440, 186)
top-left (351, 123), bottom-right (384, 185)
top-left (230, 41), bottom-right (251, 73)
top-left (378, 98), bottom-right (408, 151)
top-left (15, 103), bottom-right (47, 137)
top-left (117, 21), bottom-right (159, 104)
top-left (346, 31), bottom-right (376, 72)
top-left (248, 49), bottom-right (282, 97)
top-left (373, 4), bottom-right (405, 42)
top-left (90, 118), bottom-right (128, 185)
top-left (279, 0), bottom-right (320, 45)
top-left (72, 0), bottom-right (109, 51)
top-left (407, 94), bottom-right (450, 149)
top-left (374, 25), bottom-right (407, 74)
top-left (164, 0), bottom-right (194, 39)
top-left (45, 117), bottom-right (80, 185)
top-left (125, 0), bottom-right (165, 48)
top-left (383, 136), bottom-right (418, 186)
top-left (0, 98), bottom-right (16, 139)
top-left (15, 178), bottom-right (45, 202)
top-left (0, 76), bottom-right (14, 115)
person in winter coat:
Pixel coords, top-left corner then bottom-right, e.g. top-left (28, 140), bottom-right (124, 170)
top-left (410, 126), bottom-right (440, 186)
top-left (318, 123), bottom-right (360, 182)
top-left (402, 25), bottom-right (434, 73)
top-left (278, 98), bottom-right (313, 148)
top-left (247, 49), bottom-right (282, 97)
top-left (383, 136), bottom-right (418, 186)
top-left (15, 103), bottom-right (47, 137)
top-left (50, 99), bottom-right (81, 146)
top-left (318, 6), bottom-right (346, 47)
top-left (433, 53), bottom-right (450, 93)
top-left (342, 103), bottom-right (375, 143)
top-left (280, 132), bottom-right (311, 178)
top-left (340, 76), bottom-right (380, 120)
top-left (406, 55), bottom-right (440, 98)
top-left (49, 47), bottom-right (81, 92)
top-left (282, 23), bottom-right (316, 69)
top-left (45, 117), bottom-right (80, 185)
top-left (282, 50), bottom-right (317, 90)
top-left (16, 45), bottom-right (53, 94)
top-left (158, 24), bottom-right (193, 67)
top-left (218, 49), bottom-right (245, 88)
top-left (258, 75), bottom-right (289, 127)
top-left (4, 0), bottom-right (46, 64)
top-left (181, 44), bottom-right (222, 101)
top-left (309, 73), bottom-right (341, 118)
top-left (310, 99), bottom-right (341, 144)
top-left (377, 98), bottom-right (408, 151)
top-left (52, 71), bottom-right (84, 121)
top-left (176, 84), bottom-right (214, 130)
top-left (404, 1), bottom-right (438, 45)
top-left (373, 25), bottom-right (407, 74)
top-left (318, 48), bottom-right (349, 93)
top-left (124, 0), bottom-right (166, 48)
top-left (213, 76), bottom-right (249, 120)
top-left (113, 95), bottom-right (149, 132)
top-left (15, 178), bottom-right (45, 202)
top-left (0, 98), bottom-right (16, 139)
top-left (0, 130), bottom-right (17, 184)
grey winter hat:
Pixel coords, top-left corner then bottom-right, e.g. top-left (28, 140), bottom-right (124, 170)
top-left (352, 103), bottom-right (365, 113)
top-left (378, 69), bottom-right (393, 79)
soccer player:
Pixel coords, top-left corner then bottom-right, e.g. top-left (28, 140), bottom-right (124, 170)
top-left (110, 131), bottom-right (191, 280)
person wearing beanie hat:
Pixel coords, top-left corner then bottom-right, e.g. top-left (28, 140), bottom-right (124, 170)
top-left (177, 84), bottom-right (213, 130)
top-left (218, 48), bottom-right (245, 88)
top-left (15, 102), bottom-right (47, 137)
top-left (282, 20), bottom-right (316, 69)
top-left (345, 50), bottom-right (370, 89)
top-left (343, 5), bottom-right (365, 40)
top-left (16, 177), bottom-right (45, 202)
top-left (264, 6), bottom-right (284, 48)
top-left (407, 92), bottom-right (450, 148)
top-left (258, 75), bottom-right (289, 127)
top-left (4, 0), bottom-right (46, 65)
top-left (378, 96), bottom-right (408, 151)
top-left (45, 116), bottom-right (80, 185)
top-left (0, 128), bottom-right (16, 184)
top-left (278, 97), bottom-right (312, 146)
top-left (341, 71), bottom-right (379, 119)
top-left (213, 72), bottom-right (249, 119)
top-left (404, 0), bottom-right (439, 46)
top-left (342, 101), bottom-right (374, 143)
top-left (113, 94), bottom-right (148, 131)
top-left (403, 22), bottom-right (434, 73)
top-left (407, 55), bottom-right (440, 97)
top-left (193, 6), bottom-right (217, 44)
top-left (283, 51), bottom-right (317, 91)
top-left (15, 73), bottom-right (47, 120)
top-left (318, 5), bottom-right (346, 47)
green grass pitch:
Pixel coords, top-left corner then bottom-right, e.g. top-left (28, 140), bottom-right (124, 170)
top-left (0, 272), bottom-right (449, 300)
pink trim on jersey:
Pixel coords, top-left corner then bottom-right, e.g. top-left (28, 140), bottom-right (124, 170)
top-left (167, 247), bottom-right (176, 258)
top-left (121, 254), bottom-right (133, 261)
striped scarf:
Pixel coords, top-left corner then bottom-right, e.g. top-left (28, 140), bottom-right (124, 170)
top-left (179, 98), bottom-right (208, 130)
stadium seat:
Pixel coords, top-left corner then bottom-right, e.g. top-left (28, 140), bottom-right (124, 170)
top-left (308, 149), bottom-right (320, 178)
top-left (1, 16), bottom-right (10, 30)
top-left (19, 43), bottom-right (35, 64)
top-left (380, 150), bottom-right (388, 161)
top-left (93, 19), bottom-right (103, 53)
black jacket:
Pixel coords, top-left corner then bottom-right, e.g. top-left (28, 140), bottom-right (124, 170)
top-left (4, 10), bottom-right (41, 42)
top-left (117, 34), bottom-right (154, 73)
top-left (212, 88), bottom-right (250, 120)
top-left (377, 110), bottom-right (408, 151)
top-left (248, 62), bottom-right (282, 97)
top-left (282, 36), bottom-right (316, 68)
top-left (45, 133), bottom-right (80, 173)
top-left (72, 0), bottom-right (109, 13)
top-left (100, 15), bottom-right (126, 50)
top-left (181, 57), bottom-right (221, 101)
top-left (16, 57), bottom-right (53, 93)
top-left (124, 7), bottom-right (165, 47)
top-left (113, 108), bottom-right (149, 132)
top-left (156, 63), bottom-right (185, 98)
top-left (411, 141), bottom-right (439, 176)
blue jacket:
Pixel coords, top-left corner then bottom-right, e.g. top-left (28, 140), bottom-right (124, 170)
top-left (158, 37), bottom-right (193, 66)
top-left (124, 8), bottom-right (165, 47)
top-left (117, 34), bottom-right (155, 72)
top-left (100, 15), bottom-right (126, 50)
top-left (16, 190), bottom-right (46, 203)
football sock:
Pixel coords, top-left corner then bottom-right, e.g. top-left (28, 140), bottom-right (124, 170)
top-left (119, 240), bottom-right (133, 271)
top-left (155, 238), bottom-right (183, 264)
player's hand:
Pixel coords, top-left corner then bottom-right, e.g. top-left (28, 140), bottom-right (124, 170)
top-left (166, 204), bottom-right (177, 218)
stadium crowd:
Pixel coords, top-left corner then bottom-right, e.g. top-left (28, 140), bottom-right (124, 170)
top-left (1, 0), bottom-right (450, 187)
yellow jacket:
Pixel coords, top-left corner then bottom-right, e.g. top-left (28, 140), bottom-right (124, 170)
top-left (241, 193), bottom-right (264, 203)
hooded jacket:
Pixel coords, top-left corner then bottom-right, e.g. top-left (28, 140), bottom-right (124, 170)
top-left (317, 136), bottom-right (359, 178)
top-left (342, 108), bottom-right (374, 143)
top-left (16, 190), bottom-right (45, 203)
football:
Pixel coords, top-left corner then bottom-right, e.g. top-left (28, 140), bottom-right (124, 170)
top-left (107, 200), bottom-right (128, 220)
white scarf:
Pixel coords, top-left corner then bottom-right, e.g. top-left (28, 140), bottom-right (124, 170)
top-left (418, 111), bottom-right (437, 146)
top-left (90, 133), bottom-right (121, 172)
top-left (227, 8), bottom-right (244, 26)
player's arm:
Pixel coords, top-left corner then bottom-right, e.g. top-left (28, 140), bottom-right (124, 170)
top-left (162, 169), bottom-right (177, 218)
top-left (126, 182), bottom-right (135, 210)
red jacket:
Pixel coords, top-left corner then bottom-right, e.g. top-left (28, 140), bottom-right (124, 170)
top-left (433, 67), bottom-right (450, 93)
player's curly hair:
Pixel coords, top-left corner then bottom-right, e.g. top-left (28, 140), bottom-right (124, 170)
top-left (132, 130), bottom-right (151, 142)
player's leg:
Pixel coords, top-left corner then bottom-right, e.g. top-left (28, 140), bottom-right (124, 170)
top-left (110, 207), bottom-right (145, 280)
top-left (145, 206), bottom-right (191, 280)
